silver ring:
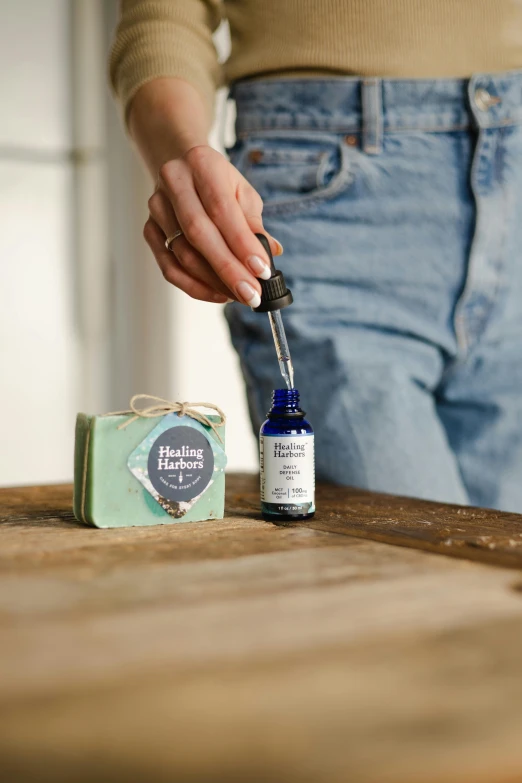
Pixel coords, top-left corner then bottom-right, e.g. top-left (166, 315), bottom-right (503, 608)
top-left (165, 229), bottom-right (183, 251)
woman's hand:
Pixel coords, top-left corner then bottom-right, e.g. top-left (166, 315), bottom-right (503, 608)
top-left (144, 144), bottom-right (282, 307)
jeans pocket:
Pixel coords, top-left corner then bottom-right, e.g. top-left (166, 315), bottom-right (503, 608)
top-left (227, 131), bottom-right (356, 216)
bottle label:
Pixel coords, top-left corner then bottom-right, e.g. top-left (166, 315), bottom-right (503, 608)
top-left (260, 434), bottom-right (315, 508)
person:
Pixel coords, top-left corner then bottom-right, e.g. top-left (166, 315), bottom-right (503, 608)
top-left (110, 0), bottom-right (522, 512)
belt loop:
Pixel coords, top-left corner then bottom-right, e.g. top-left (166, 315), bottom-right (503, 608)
top-left (362, 78), bottom-right (383, 155)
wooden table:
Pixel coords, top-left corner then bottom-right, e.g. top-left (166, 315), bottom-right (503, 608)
top-left (2, 474), bottom-right (522, 783)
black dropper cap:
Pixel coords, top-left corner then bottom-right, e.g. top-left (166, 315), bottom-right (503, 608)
top-left (253, 233), bottom-right (293, 312)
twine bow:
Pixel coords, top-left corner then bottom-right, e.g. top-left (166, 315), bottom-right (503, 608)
top-left (106, 394), bottom-right (226, 443)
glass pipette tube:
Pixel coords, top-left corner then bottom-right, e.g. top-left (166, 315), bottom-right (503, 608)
top-left (268, 310), bottom-right (295, 389)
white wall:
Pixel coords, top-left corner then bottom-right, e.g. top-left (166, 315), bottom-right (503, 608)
top-left (0, 0), bottom-right (80, 486)
top-left (0, 6), bottom-right (257, 487)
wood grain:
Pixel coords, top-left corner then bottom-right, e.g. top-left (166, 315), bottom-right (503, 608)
top-left (227, 474), bottom-right (522, 569)
top-left (1, 478), bottom-right (522, 783)
top-left (4, 475), bottom-right (522, 571)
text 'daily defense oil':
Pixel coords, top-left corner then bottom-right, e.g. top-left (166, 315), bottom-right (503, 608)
top-left (260, 389), bottom-right (315, 523)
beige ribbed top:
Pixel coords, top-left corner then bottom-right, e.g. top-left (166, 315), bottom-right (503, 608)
top-left (110, 0), bottom-right (522, 122)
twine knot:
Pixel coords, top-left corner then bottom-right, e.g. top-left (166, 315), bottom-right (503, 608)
top-left (177, 401), bottom-right (189, 419)
top-left (106, 394), bottom-right (226, 443)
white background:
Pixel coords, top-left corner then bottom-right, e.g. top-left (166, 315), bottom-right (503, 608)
top-left (0, 1), bottom-right (257, 486)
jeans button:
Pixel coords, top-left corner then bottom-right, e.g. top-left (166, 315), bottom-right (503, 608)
top-left (474, 87), bottom-right (501, 111)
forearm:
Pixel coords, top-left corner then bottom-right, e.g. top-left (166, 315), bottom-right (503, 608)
top-left (128, 77), bottom-right (212, 178)
top-left (129, 74), bottom-right (281, 307)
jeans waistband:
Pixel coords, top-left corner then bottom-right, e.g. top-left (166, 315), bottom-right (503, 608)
top-left (231, 71), bottom-right (522, 153)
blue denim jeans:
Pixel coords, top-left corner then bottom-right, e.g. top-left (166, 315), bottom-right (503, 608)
top-left (225, 73), bottom-right (522, 512)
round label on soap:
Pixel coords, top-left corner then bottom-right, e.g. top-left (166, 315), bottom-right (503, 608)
top-left (147, 426), bottom-right (214, 502)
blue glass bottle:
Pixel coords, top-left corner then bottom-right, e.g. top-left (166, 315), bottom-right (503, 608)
top-left (260, 389), bottom-right (315, 523)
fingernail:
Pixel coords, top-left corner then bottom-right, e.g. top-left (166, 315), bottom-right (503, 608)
top-left (247, 254), bottom-right (271, 280)
top-left (273, 239), bottom-right (284, 256)
top-left (212, 293), bottom-right (229, 303)
top-left (236, 281), bottom-right (261, 309)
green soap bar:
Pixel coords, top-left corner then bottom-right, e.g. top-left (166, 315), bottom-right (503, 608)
top-left (73, 413), bottom-right (226, 528)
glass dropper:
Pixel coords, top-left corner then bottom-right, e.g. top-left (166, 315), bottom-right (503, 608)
top-left (252, 233), bottom-right (295, 390)
top-left (268, 310), bottom-right (294, 389)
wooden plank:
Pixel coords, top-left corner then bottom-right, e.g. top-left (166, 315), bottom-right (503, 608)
top-left (2, 540), bottom-right (521, 701)
top-left (4, 475), bottom-right (522, 571)
top-left (0, 482), bottom-right (353, 575)
top-left (2, 615), bottom-right (522, 783)
top-left (1, 546), bottom-right (522, 782)
top-left (226, 474), bottom-right (522, 569)
top-left (2, 481), bottom-right (522, 782)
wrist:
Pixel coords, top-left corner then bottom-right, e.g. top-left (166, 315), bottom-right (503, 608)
top-left (128, 78), bottom-right (210, 178)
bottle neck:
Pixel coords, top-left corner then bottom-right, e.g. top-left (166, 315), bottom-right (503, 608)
top-left (268, 389), bottom-right (304, 419)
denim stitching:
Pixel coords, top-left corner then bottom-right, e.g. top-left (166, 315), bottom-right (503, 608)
top-left (237, 117), bottom-right (522, 135)
top-left (315, 152), bottom-right (330, 189)
top-left (261, 144), bottom-right (355, 216)
top-left (452, 118), bottom-right (490, 358)
top-left (484, 127), bottom-right (510, 339)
